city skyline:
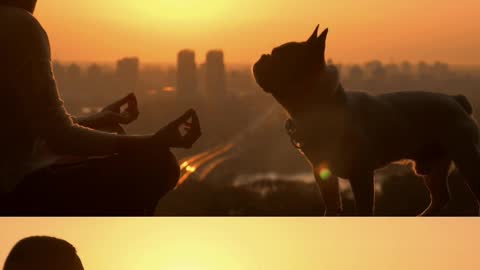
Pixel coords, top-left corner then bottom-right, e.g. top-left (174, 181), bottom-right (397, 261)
top-left (51, 53), bottom-right (480, 71)
top-left (51, 47), bottom-right (480, 121)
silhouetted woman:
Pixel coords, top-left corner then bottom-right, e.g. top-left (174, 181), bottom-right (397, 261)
top-left (3, 236), bottom-right (84, 270)
top-left (0, 0), bottom-right (202, 215)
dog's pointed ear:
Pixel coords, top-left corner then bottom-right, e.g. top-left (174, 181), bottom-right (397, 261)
top-left (318, 28), bottom-right (328, 44)
top-left (307, 25), bottom-right (319, 43)
top-left (313, 28), bottom-right (328, 66)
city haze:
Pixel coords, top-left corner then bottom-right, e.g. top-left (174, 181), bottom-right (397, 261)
top-left (35, 0), bottom-right (480, 65)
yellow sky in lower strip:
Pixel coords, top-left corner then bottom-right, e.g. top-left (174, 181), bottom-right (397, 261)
top-left (33, 0), bottom-right (480, 65)
top-left (0, 218), bottom-right (479, 270)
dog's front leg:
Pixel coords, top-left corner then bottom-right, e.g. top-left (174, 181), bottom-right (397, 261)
top-left (349, 171), bottom-right (375, 216)
top-left (314, 170), bottom-right (343, 216)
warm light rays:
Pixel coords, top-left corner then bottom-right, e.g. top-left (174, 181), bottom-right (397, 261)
top-left (175, 106), bottom-right (277, 187)
top-left (198, 156), bottom-right (232, 182)
top-left (176, 144), bottom-right (234, 187)
top-left (179, 151), bottom-right (212, 170)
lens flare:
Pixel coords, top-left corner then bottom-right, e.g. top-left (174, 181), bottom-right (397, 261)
top-left (319, 168), bottom-right (332, 181)
top-left (186, 166), bottom-right (196, 172)
top-left (180, 161), bottom-right (189, 170)
top-left (175, 106), bottom-right (277, 188)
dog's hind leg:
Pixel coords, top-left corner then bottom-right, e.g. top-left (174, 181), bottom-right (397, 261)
top-left (450, 144), bottom-right (480, 212)
top-left (442, 117), bottom-right (480, 214)
top-left (349, 171), bottom-right (375, 216)
top-left (314, 170), bottom-right (342, 216)
top-left (418, 158), bottom-right (452, 216)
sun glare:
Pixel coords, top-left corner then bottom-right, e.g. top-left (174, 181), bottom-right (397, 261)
top-left (186, 165), bottom-right (197, 172)
top-left (164, 263), bottom-right (207, 270)
top-left (116, 0), bottom-right (231, 26)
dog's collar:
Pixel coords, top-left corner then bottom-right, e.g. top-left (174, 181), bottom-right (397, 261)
top-left (288, 83), bottom-right (347, 119)
top-left (284, 84), bottom-right (348, 150)
top-left (285, 119), bottom-right (303, 149)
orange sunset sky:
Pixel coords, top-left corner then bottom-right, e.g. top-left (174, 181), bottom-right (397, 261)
top-left (1, 218), bottom-right (480, 270)
top-left (34, 0), bottom-right (480, 65)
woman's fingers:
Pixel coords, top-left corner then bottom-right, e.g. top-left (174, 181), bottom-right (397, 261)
top-left (103, 93), bottom-right (135, 113)
top-left (181, 110), bottom-right (201, 148)
top-left (183, 128), bottom-right (201, 147)
top-left (113, 93), bottom-right (132, 108)
top-left (190, 110), bottom-right (200, 130)
top-left (154, 109), bottom-right (201, 149)
top-left (126, 93), bottom-right (139, 114)
top-left (170, 109), bottom-right (195, 126)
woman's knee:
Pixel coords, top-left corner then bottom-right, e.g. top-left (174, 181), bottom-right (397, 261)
top-left (159, 149), bottom-right (181, 189)
top-left (135, 148), bottom-right (180, 190)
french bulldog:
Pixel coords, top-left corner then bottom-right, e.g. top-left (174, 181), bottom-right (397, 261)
top-left (253, 25), bottom-right (480, 216)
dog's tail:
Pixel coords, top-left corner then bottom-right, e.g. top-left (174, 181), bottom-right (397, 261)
top-left (453, 94), bottom-right (473, 115)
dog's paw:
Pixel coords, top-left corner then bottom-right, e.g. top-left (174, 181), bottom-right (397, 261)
top-left (324, 208), bottom-right (343, 216)
top-left (417, 203), bottom-right (444, 217)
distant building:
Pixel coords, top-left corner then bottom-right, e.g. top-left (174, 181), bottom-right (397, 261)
top-left (176, 49), bottom-right (197, 98)
top-left (65, 63), bottom-right (82, 82)
top-left (52, 61), bottom-right (66, 80)
top-left (228, 69), bottom-right (254, 96)
top-left (205, 50), bottom-right (226, 96)
top-left (52, 61), bottom-right (66, 88)
top-left (116, 57), bottom-right (140, 92)
top-left (87, 63), bottom-right (103, 82)
top-left (348, 65), bottom-right (364, 82)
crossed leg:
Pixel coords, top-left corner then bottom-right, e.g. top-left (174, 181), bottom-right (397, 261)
top-left (3, 124), bottom-right (180, 216)
top-left (5, 149), bottom-right (180, 216)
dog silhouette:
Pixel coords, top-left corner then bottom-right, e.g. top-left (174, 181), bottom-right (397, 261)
top-left (253, 25), bottom-right (480, 216)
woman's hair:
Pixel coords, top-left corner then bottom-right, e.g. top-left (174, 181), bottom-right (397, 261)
top-left (0, 1), bottom-right (37, 12)
top-left (0, 0), bottom-right (18, 5)
top-left (3, 236), bottom-right (83, 270)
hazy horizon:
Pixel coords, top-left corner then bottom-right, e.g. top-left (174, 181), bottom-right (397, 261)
top-left (51, 59), bottom-right (480, 71)
top-left (35, 0), bottom-right (480, 65)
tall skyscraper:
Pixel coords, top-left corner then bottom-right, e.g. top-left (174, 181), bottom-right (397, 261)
top-left (205, 50), bottom-right (226, 96)
top-left (176, 49), bottom-right (198, 98)
top-left (116, 57), bottom-right (140, 92)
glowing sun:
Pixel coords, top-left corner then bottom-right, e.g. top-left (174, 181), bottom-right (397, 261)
top-left (117, 0), bottom-right (231, 25)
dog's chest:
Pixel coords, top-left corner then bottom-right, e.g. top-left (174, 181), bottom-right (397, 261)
top-left (287, 97), bottom-right (413, 177)
top-left (289, 112), bottom-right (362, 176)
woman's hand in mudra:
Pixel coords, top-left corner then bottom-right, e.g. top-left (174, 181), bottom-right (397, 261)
top-left (100, 92), bottom-right (139, 125)
top-left (153, 109), bottom-right (202, 149)
top-left (76, 93), bottom-right (140, 131)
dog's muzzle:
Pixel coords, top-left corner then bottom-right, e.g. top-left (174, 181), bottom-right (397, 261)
top-left (253, 54), bottom-right (274, 92)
